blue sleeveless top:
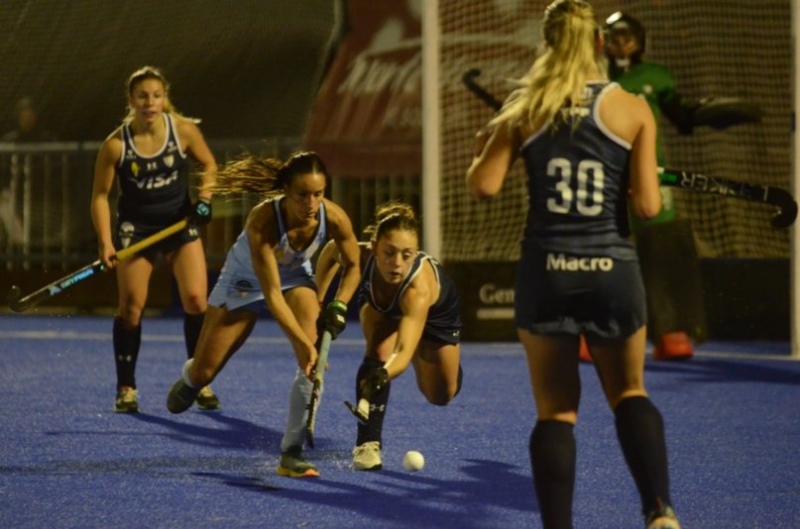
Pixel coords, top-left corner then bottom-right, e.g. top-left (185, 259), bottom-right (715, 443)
top-left (519, 82), bottom-right (636, 260)
top-left (116, 113), bottom-right (189, 224)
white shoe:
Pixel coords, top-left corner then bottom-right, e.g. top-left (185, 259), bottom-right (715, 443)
top-left (353, 441), bottom-right (382, 471)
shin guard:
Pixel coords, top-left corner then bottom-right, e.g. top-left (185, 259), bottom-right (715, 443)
top-left (113, 317), bottom-right (141, 388)
top-left (614, 396), bottom-right (672, 516)
top-left (530, 420), bottom-right (576, 529)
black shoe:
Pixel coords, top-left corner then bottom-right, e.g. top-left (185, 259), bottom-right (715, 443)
top-left (166, 378), bottom-right (199, 414)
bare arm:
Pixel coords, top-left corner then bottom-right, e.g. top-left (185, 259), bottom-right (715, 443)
top-left (321, 200), bottom-right (361, 305)
top-left (627, 96), bottom-right (661, 219)
top-left (247, 202), bottom-right (316, 374)
top-left (90, 132), bottom-right (122, 268)
top-left (176, 117), bottom-right (217, 202)
top-left (385, 271), bottom-right (434, 380)
top-left (466, 120), bottom-right (518, 200)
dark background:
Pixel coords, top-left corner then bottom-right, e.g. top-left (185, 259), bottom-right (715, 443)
top-left (0, 0), bottom-right (341, 141)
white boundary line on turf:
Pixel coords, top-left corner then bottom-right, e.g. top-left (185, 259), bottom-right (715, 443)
top-left (0, 330), bottom-right (796, 362)
top-left (0, 329), bottom-right (366, 346)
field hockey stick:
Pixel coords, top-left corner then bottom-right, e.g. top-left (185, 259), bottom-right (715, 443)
top-left (305, 329), bottom-right (333, 449)
top-left (344, 352), bottom-right (398, 424)
top-left (462, 69), bottom-right (797, 229)
top-left (6, 219), bottom-right (189, 312)
top-left (658, 168), bottom-right (796, 228)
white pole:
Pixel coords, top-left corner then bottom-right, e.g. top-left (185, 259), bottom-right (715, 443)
top-left (421, 0), bottom-right (442, 258)
top-left (792, 0), bottom-right (799, 359)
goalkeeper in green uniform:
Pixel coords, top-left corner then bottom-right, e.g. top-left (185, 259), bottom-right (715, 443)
top-left (603, 11), bottom-right (698, 360)
top-left (605, 11), bottom-right (696, 361)
top-left (596, 12), bottom-right (761, 360)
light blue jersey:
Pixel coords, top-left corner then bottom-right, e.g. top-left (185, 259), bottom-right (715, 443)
top-left (208, 197), bottom-right (328, 311)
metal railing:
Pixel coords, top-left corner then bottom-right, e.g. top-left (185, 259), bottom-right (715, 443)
top-left (0, 139), bottom-right (421, 271)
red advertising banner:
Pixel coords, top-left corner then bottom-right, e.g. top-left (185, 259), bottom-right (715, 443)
top-left (304, 0), bottom-right (422, 177)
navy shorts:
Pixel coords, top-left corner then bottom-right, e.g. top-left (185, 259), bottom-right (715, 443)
top-left (115, 218), bottom-right (200, 259)
top-left (514, 247), bottom-right (647, 339)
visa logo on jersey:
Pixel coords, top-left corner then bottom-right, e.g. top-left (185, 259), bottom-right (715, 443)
top-left (134, 170), bottom-right (179, 190)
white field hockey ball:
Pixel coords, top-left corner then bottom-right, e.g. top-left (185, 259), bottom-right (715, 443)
top-left (402, 450), bottom-right (425, 472)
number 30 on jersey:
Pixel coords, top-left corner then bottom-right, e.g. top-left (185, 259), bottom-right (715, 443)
top-left (547, 158), bottom-right (604, 216)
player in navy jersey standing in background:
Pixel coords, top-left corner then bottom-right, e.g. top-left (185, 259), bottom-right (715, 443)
top-left (166, 151), bottom-right (362, 478)
top-left (91, 66), bottom-right (219, 413)
top-left (467, 2), bottom-right (680, 528)
top-left (315, 201), bottom-right (463, 472)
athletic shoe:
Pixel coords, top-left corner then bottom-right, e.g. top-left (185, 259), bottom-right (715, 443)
top-left (578, 334), bottom-right (592, 363)
top-left (646, 504), bottom-right (680, 529)
top-left (353, 441), bottom-right (382, 471)
top-left (196, 386), bottom-right (221, 411)
top-left (166, 378), bottom-right (199, 414)
top-left (653, 332), bottom-right (693, 361)
top-left (276, 446), bottom-right (319, 478)
top-left (114, 386), bottom-right (139, 413)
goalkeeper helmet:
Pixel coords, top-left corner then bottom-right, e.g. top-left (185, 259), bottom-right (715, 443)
top-left (604, 11), bottom-right (646, 68)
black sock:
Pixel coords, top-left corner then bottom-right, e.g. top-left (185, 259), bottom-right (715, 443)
top-left (356, 357), bottom-right (391, 446)
top-left (530, 420), bottom-right (576, 529)
top-left (614, 396), bottom-right (672, 516)
top-left (113, 317), bottom-right (141, 389)
top-left (454, 365), bottom-right (464, 398)
top-left (184, 312), bottom-right (205, 359)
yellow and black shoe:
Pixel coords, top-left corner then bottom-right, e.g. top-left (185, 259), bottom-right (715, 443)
top-left (196, 386), bottom-right (221, 411)
top-left (114, 386), bottom-right (139, 414)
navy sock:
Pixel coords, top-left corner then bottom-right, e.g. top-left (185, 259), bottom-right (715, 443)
top-left (454, 365), bottom-right (464, 398)
top-left (356, 357), bottom-right (391, 446)
top-left (183, 312), bottom-right (205, 359)
top-left (614, 396), bottom-right (672, 516)
top-left (113, 317), bottom-right (141, 389)
top-left (529, 420), bottom-right (576, 529)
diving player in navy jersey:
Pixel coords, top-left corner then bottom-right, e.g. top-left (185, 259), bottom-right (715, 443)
top-left (315, 201), bottom-right (463, 472)
top-left (467, 2), bottom-right (680, 528)
top-left (91, 66), bottom-right (218, 414)
top-left (166, 151), bottom-right (361, 478)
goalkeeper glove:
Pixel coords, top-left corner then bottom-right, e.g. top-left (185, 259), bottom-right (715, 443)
top-left (190, 198), bottom-right (212, 225)
top-left (318, 299), bottom-right (348, 340)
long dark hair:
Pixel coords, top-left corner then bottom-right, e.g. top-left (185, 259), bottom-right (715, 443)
top-left (203, 151), bottom-right (328, 198)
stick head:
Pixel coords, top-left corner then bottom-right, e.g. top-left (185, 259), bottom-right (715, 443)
top-left (772, 196), bottom-right (798, 229)
top-left (7, 285), bottom-right (25, 312)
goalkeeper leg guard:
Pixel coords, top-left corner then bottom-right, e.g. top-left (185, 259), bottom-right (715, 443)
top-left (614, 396), bottom-right (673, 518)
top-left (530, 420), bottom-right (576, 529)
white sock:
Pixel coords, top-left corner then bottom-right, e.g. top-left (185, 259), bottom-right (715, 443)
top-left (280, 369), bottom-right (315, 453)
top-left (181, 359), bottom-right (199, 388)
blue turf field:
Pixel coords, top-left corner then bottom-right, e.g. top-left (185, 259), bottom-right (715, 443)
top-left (1, 315), bottom-right (799, 528)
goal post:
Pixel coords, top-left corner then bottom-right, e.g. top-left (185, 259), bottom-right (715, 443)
top-left (426, 0), bottom-right (794, 344)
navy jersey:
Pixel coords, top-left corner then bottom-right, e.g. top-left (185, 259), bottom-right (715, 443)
top-left (359, 252), bottom-right (462, 344)
top-left (519, 82), bottom-right (636, 260)
top-left (116, 113), bottom-right (190, 225)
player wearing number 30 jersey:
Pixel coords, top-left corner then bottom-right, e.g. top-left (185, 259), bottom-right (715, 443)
top-left (466, 1), bottom-right (681, 528)
top-left (520, 81), bottom-right (637, 261)
top-left (516, 81), bottom-right (647, 340)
